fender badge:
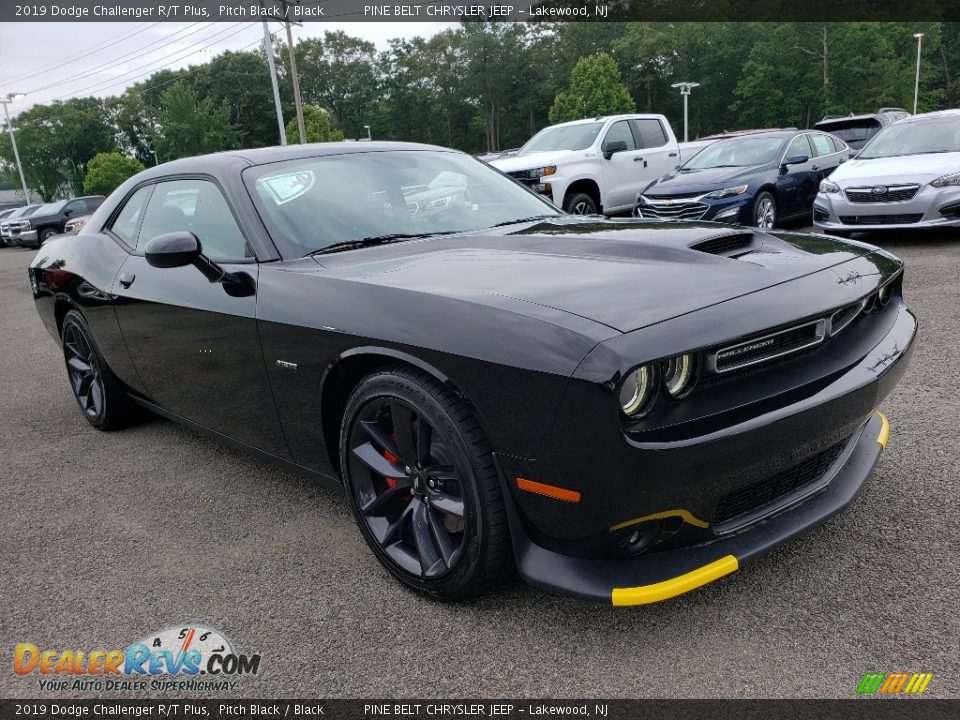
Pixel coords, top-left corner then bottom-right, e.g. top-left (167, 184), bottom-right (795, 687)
top-left (276, 360), bottom-right (298, 370)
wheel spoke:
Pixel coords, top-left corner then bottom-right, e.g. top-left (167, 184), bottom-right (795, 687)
top-left (390, 402), bottom-right (418, 465)
top-left (67, 356), bottom-right (92, 374)
top-left (430, 492), bottom-right (465, 519)
top-left (425, 465), bottom-right (458, 483)
top-left (380, 499), bottom-right (416, 546)
top-left (89, 381), bottom-right (103, 414)
top-left (426, 505), bottom-right (458, 567)
top-left (360, 418), bottom-right (401, 459)
top-left (77, 373), bottom-right (94, 398)
top-left (360, 481), bottom-right (412, 517)
top-left (412, 500), bottom-right (444, 576)
top-left (352, 442), bottom-right (407, 479)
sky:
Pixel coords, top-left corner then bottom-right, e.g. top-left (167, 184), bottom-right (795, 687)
top-left (0, 21), bottom-right (451, 117)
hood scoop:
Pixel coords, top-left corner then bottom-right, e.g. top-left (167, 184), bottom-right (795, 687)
top-left (690, 232), bottom-right (758, 257)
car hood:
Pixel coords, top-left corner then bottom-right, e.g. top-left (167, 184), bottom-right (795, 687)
top-left (490, 149), bottom-right (583, 173)
top-left (643, 165), bottom-right (769, 197)
top-left (830, 151), bottom-right (960, 184)
top-left (314, 219), bottom-right (879, 334)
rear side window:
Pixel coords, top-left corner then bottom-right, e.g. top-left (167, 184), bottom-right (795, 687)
top-left (109, 186), bottom-right (152, 247)
top-left (633, 119), bottom-right (669, 148)
top-left (809, 133), bottom-right (835, 157)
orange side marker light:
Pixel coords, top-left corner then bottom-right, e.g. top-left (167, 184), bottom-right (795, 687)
top-left (516, 477), bottom-right (581, 503)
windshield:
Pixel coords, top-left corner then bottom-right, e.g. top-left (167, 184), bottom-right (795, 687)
top-left (684, 136), bottom-right (785, 169)
top-left (859, 116), bottom-right (960, 158)
top-left (244, 150), bottom-right (561, 257)
top-left (519, 122), bottom-right (604, 155)
top-left (8, 205), bottom-right (40, 219)
top-left (33, 201), bottom-right (67, 215)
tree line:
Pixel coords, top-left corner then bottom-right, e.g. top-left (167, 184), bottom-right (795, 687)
top-left (2, 21), bottom-right (957, 200)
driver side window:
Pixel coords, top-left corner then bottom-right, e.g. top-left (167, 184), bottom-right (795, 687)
top-left (785, 135), bottom-right (812, 161)
top-left (604, 121), bottom-right (638, 151)
top-left (136, 179), bottom-right (250, 260)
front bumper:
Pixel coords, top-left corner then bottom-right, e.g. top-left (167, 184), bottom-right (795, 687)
top-left (633, 193), bottom-right (752, 224)
top-left (499, 298), bottom-right (916, 605)
top-left (9, 228), bottom-right (38, 245)
top-left (814, 183), bottom-right (960, 230)
top-left (509, 413), bottom-right (887, 605)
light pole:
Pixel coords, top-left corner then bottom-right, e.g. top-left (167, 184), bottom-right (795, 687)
top-left (364, 125), bottom-right (371, 141)
top-left (0, 93), bottom-right (30, 204)
top-left (262, 20), bottom-right (287, 145)
top-left (671, 82), bottom-right (700, 143)
top-left (913, 33), bottom-right (924, 114)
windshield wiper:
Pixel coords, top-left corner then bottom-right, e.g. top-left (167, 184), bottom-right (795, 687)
top-left (487, 214), bottom-right (560, 229)
top-left (306, 231), bottom-right (457, 257)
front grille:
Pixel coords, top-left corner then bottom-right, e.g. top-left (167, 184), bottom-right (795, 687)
top-left (636, 198), bottom-right (709, 221)
top-left (830, 301), bottom-right (863, 336)
top-left (714, 436), bottom-right (851, 526)
top-left (712, 320), bottom-right (824, 373)
top-left (844, 185), bottom-right (919, 203)
top-left (507, 171), bottom-right (538, 188)
top-left (839, 213), bottom-right (923, 225)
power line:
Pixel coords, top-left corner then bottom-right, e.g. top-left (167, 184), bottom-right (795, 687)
top-left (0, 22), bottom-right (163, 90)
top-left (24, 22), bottom-right (212, 96)
top-left (62, 23), bottom-right (254, 99)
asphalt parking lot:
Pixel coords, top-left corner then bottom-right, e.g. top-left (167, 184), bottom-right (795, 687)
top-left (1, 229), bottom-right (958, 700)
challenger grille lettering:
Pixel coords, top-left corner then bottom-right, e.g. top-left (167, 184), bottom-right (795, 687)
top-left (716, 338), bottom-right (776, 361)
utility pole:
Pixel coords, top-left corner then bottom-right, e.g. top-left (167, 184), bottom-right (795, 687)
top-left (0, 93), bottom-right (30, 203)
top-left (913, 33), bottom-right (924, 115)
top-left (262, 19), bottom-right (287, 145)
top-left (671, 82), bottom-right (700, 143)
top-left (276, 0), bottom-right (306, 144)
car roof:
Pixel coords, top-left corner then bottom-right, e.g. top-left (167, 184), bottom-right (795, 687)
top-left (892, 108), bottom-right (960, 124)
top-left (138, 141), bottom-right (459, 179)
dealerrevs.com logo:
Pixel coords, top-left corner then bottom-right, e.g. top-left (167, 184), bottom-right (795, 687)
top-left (13, 625), bottom-right (261, 692)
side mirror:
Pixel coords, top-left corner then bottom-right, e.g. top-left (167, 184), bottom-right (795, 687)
top-left (144, 231), bottom-right (202, 268)
top-left (63, 208), bottom-right (74, 217)
top-left (602, 140), bottom-right (628, 160)
top-left (782, 154), bottom-right (809, 167)
top-left (144, 231), bottom-right (255, 297)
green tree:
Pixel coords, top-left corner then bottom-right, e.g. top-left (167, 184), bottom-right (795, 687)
top-left (549, 52), bottom-right (636, 124)
top-left (286, 106), bottom-right (344, 143)
top-left (82, 152), bottom-right (145, 196)
top-left (153, 82), bottom-right (240, 161)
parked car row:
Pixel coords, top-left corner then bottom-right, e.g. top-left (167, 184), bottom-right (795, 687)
top-left (0, 195), bottom-right (104, 247)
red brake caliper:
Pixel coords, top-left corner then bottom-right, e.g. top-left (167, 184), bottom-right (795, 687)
top-left (383, 432), bottom-right (400, 488)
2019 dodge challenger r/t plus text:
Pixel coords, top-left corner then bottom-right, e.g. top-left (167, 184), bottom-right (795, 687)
top-left (28, 142), bottom-right (916, 606)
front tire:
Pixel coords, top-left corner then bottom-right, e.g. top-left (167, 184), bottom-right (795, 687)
top-left (752, 191), bottom-right (777, 229)
top-left (339, 366), bottom-right (512, 600)
top-left (40, 228), bottom-right (58, 243)
top-left (564, 192), bottom-right (598, 215)
top-left (61, 310), bottom-right (137, 430)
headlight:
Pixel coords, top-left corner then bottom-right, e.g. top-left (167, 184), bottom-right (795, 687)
top-left (527, 165), bottom-right (556, 179)
top-left (819, 180), bottom-right (840, 193)
top-left (703, 185), bottom-right (748, 200)
top-left (23, 220), bottom-right (32, 229)
top-left (930, 171), bottom-right (960, 188)
top-left (662, 354), bottom-right (697, 398)
top-left (619, 365), bottom-right (654, 417)
top-left (878, 283), bottom-right (891, 306)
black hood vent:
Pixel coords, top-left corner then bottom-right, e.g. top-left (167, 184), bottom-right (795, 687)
top-left (690, 232), bottom-right (757, 257)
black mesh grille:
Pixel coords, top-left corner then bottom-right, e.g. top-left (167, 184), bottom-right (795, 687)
top-left (839, 213), bottom-right (922, 225)
top-left (714, 437), bottom-right (850, 526)
top-left (715, 322), bottom-right (820, 372)
top-left (844, 185), bottom-right (919, 203)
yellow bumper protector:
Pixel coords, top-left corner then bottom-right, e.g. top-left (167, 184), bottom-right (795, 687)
top-left (609, 508), bottom-right (709, 532)
top-left (875, 411), bottom-right (890, 449)
top-left (611, 555), bottom-right (739, 606)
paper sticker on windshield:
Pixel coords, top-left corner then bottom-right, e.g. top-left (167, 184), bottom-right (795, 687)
top-left (257, 170), bottom-right (316, 205)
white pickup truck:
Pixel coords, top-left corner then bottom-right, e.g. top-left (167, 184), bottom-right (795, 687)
top-left (490, 114), bottom-right (682, 215)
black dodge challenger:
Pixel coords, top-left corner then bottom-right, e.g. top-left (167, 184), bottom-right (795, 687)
top-left (28, 142), bottom-right (916, 605)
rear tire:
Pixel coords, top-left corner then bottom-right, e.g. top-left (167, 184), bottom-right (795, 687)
top-left (339, 365), bottom-right (512, 600)
top-left (564, 192), bottom-right (598, 215)
top-left (61, 310), bottom-right (137, 430)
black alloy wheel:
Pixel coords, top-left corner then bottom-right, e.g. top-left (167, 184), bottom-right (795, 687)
top-left (61, 310), bottom-right (136, 430)
top-left (340, 367), bottom-right (511, 599)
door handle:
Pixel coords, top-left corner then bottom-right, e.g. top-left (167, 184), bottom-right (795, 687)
top-left (668, 152), bottom-right (678, 157)
top-left (633, 157), bottom-right (647, 168)
top-left (811, 165), bottom-right (820, 171)
top-left (118, 273), bottom-right (135, 289)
